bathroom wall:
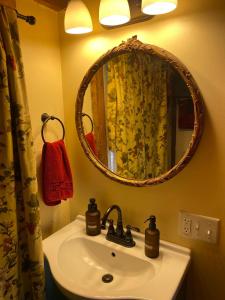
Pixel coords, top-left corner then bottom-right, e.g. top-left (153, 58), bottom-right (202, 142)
top-left (59, 0), bottom-right (225, 299)
top-left (17, 0), bottom-right (70, 238)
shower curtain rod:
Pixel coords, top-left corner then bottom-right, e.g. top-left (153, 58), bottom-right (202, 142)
top-left (16, 10), bottom-right (36, 25)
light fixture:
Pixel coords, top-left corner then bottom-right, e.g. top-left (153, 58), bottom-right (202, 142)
top-left (64, 0), bottom-right (93, 34)
top-left (99, 0), bottom-right (130, 26)
top-left (142, 0), bottom-right (177, 15)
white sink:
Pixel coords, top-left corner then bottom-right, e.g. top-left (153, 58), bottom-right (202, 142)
top-left (43, 215), bottom-right (190, 300)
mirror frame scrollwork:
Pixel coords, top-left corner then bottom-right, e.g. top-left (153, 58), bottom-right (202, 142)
top-left (75, 36), bottom-right (204, 186)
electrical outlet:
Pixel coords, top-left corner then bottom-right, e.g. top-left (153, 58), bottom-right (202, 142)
top-left (179, 211), bottom-right (220, 244)
top-left (183, 216), bottom-right (192, 235)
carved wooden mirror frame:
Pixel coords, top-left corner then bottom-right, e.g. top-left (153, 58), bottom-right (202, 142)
top-left (75, 36), bottom-right (204, 186)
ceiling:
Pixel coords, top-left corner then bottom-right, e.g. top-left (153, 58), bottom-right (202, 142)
top-left (34, 0), bottom-right (68, 11)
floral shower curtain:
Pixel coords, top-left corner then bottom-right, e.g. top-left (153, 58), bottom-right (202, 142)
top-left (0, 6), bottom-right (44, 300)
top-left (106, 52), bottom-right (168, 179)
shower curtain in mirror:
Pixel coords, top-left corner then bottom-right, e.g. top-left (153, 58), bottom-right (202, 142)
top-left (106, 52), bottom-right (168, 179)
top-left (0, 7), bottom-right (44, 300)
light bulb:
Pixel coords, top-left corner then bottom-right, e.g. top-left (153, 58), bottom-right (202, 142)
top-left (64, 0), bottom-right (93, 34)
top-left (142, 0), bottom-right (177, 15)
top-left (99, 0), bottom-right (130, 26)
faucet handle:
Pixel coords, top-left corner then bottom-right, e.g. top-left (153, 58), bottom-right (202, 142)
top-left (126, 225), bottom-right (141, 232)
top-left (107, 219), bottom-right (115, 235)
top-left (101, 218), bottom-right (110, 229)
top-left (124, 226), bottom-right (136, 247)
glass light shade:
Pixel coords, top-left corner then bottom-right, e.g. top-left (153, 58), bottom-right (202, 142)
top-left (64, 0), bottom-right (93, 34)
top-left (99, 0), bottom-right (130, 26)
top-left (142, 0), bottom-right (177, 15)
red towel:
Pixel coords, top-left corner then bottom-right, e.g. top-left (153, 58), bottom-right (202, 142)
top-left (41, 140), bottom-right (73, 206)
top-left (85, 132), bottom-right (97, 156)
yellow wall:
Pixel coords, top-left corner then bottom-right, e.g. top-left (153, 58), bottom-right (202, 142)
top-left (17, 0), bottom-right (70, 238)
top-left (59, 1), bottom-right (225, 299)
top-left (15, 0), bottom-right (225, 299)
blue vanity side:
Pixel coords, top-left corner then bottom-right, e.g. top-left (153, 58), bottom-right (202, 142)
top-left (44, 257), bottom-right (68, 300)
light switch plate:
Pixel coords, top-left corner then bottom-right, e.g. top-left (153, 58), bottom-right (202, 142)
top-left (179, 211), bottom-right (220, 244)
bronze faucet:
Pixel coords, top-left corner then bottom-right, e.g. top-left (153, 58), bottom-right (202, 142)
top-left (101, 205), bottom-right (139, 247)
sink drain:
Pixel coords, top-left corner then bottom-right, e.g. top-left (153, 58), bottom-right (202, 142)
top-left (102, 274), bottom-right (113, 283)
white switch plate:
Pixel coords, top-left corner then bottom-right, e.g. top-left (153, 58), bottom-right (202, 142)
top-left (179, 211), bottom-right (220, 244)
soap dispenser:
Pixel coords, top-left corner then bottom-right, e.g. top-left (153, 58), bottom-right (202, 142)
top-left (85, 198), bottom-right (101, 236)
top-left (144, 215), bottom-right (160, 258)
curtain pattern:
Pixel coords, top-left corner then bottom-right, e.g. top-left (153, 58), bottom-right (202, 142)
top-left (0, 7), bottom-right (44, 300)
top-left (0, 1), bottom-right (16, 10)
top-left (106, 52), bottom-right (168, 179)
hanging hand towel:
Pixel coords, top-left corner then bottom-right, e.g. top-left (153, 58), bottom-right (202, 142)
top-left (42, 140), bottom-right (73, 206)
top-left (85, 132), bottom-right (97, 156)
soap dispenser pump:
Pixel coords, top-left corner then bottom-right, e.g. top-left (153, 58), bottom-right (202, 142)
top-left (85, 198), bottom-right (101, 236)
top-left (144, 215), bottom-right (160, 258)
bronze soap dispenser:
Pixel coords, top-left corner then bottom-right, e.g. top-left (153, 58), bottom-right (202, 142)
top-left (85, 198), bottom-right (101, 236)
top-left (145, 215), bottom-right (160, 258)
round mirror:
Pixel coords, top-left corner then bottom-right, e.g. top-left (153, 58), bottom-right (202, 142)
top-left (76, 37), bottom-right (204, 186)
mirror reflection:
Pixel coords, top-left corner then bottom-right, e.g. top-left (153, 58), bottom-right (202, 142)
top-left (82, 52), bottom-right (194, 180)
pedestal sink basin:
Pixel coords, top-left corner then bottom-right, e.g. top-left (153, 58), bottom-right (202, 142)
top-left (43, 215), bottom-right (190, 300)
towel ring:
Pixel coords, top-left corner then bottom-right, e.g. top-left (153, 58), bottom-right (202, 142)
top-left (82, 113), bottom-right (94, 133)
top-left (41, 113), bottom-right (65, 143)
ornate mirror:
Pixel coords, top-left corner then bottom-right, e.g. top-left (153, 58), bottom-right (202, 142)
top-left (76, 36), bottom-right (204, 186)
